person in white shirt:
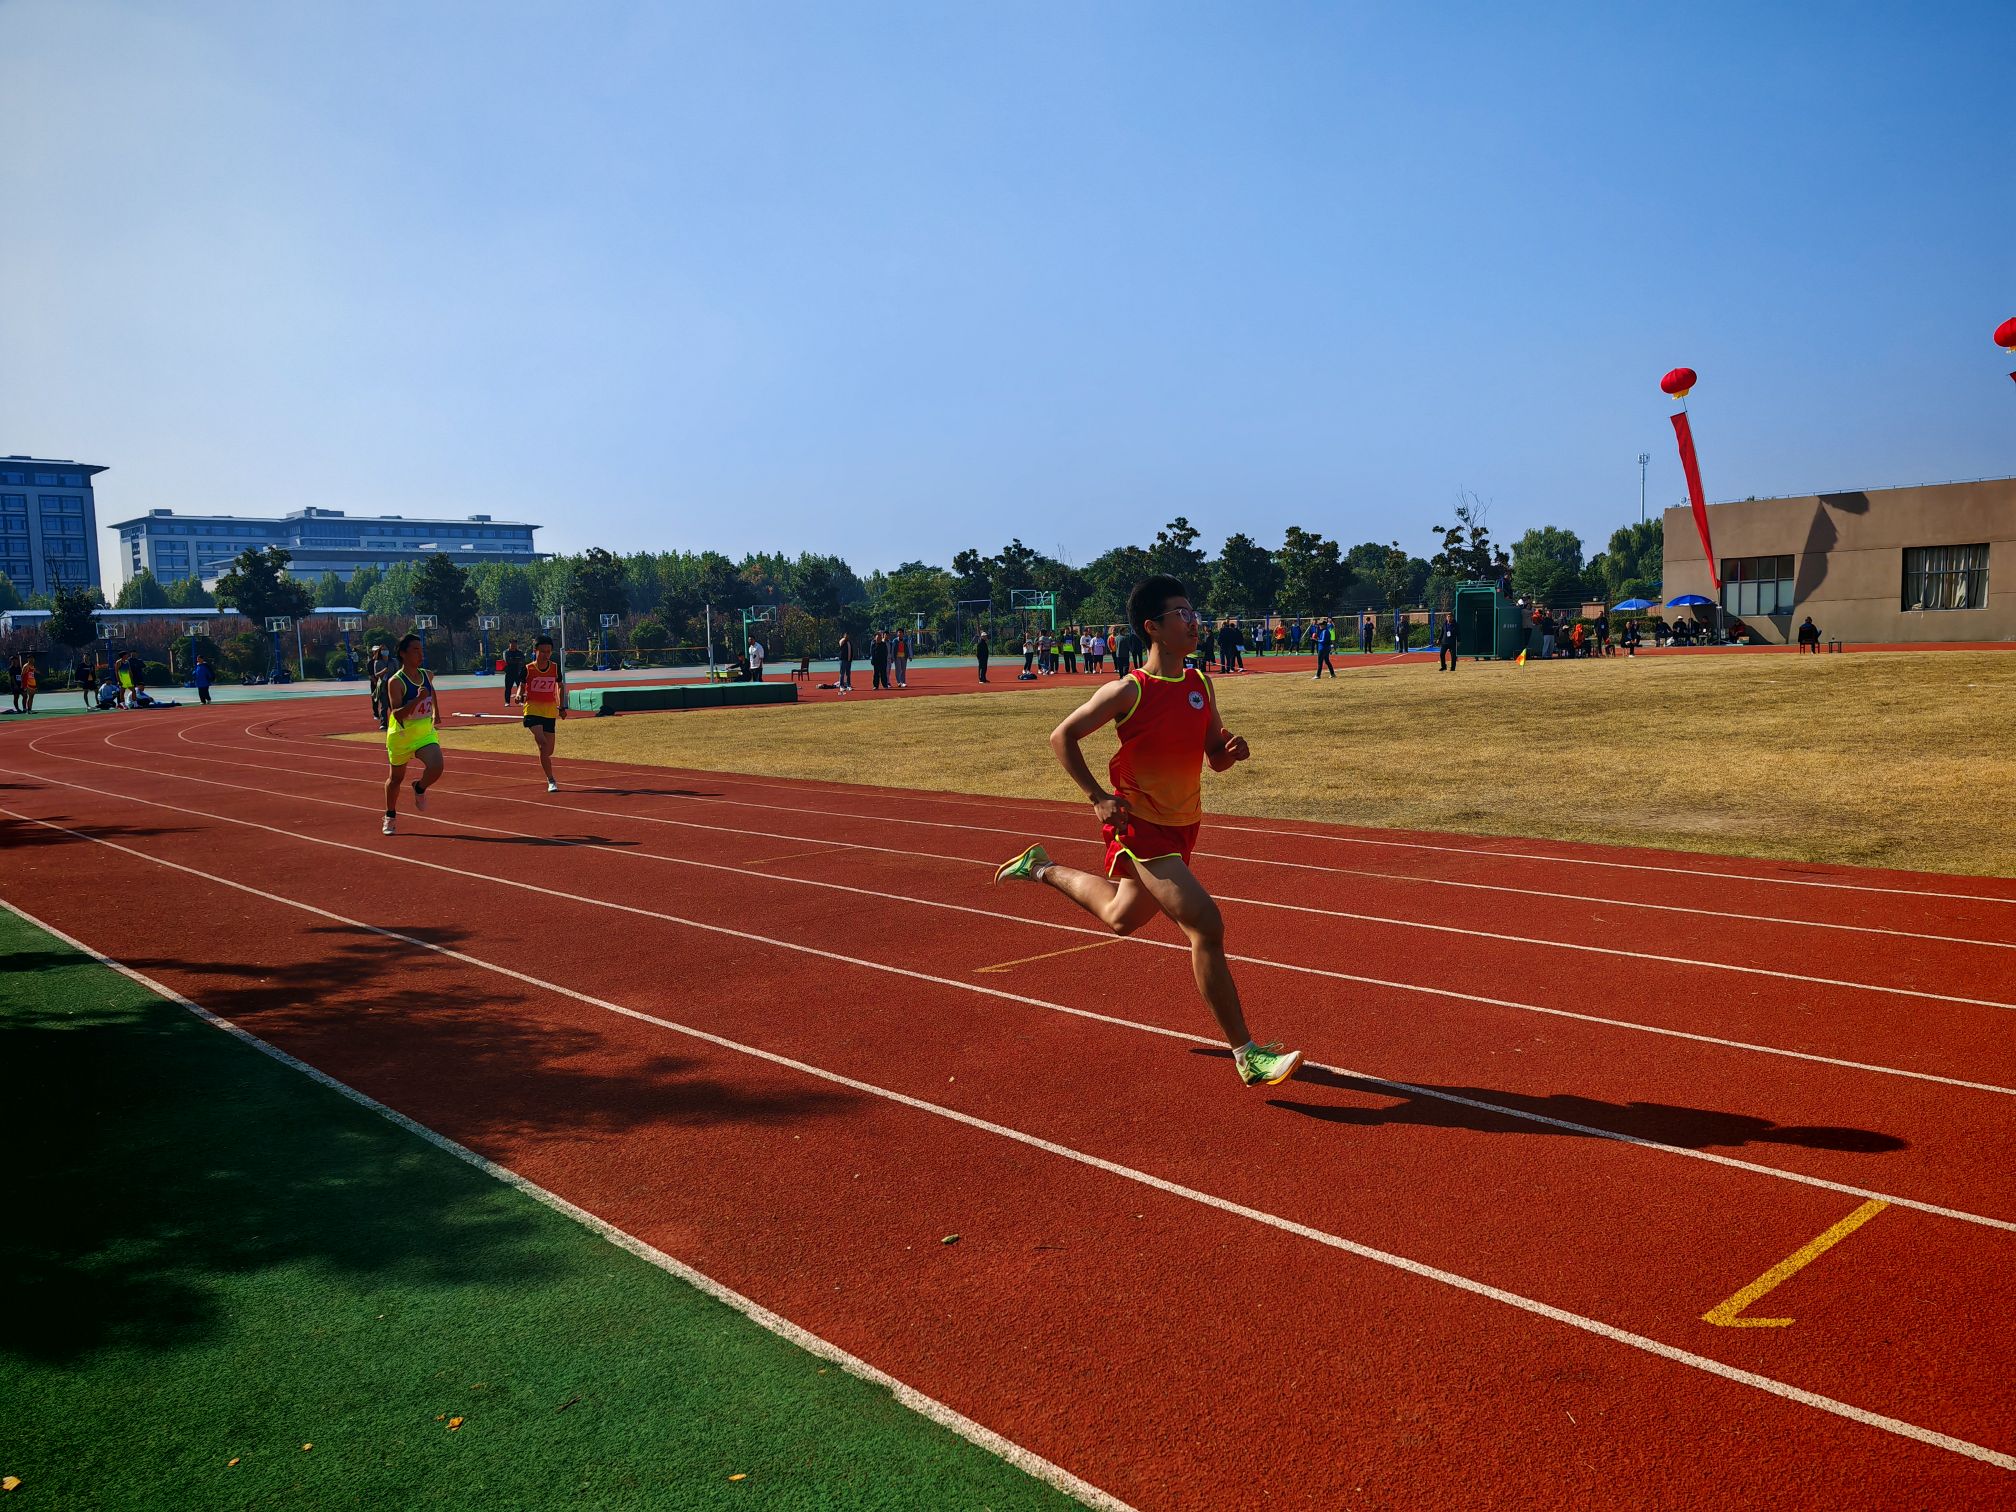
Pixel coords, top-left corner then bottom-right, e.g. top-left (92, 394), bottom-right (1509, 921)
top-left (747, 640), bottom-right (765, 681)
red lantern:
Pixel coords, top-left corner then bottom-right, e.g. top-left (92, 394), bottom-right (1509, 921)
top-left (1660, 367), bottom-right (1697, 399)
top-left (1995, 317), bottom-right (2016, 352)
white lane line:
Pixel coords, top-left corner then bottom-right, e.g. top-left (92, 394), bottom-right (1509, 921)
top-left (0, 896), bottom-right (1136, 1512)
top-left (230, 719), bottom-right (2016, 948)
top-left (40, 735), bottom-right (2016, 1099)
top-left (6, 776), bottom-right (2012, 1232)
top-left (2, 852), bottom-right (2010, 1476)
top-left (117, 728), bottom-right (2016, 1015)
top-left (1204, 819), bottom-right (2016, 907)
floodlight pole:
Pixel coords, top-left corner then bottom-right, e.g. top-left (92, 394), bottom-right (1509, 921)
top-left (1638, 453), bottom-right (1650, 524)
top-left (294, 621), bottom-right (305, 681)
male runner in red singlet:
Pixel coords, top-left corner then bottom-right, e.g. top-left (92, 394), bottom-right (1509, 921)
top-left (993, 575), bottom-right (1303, 1087)
top-left (517, 634), bottom-right (566, 792)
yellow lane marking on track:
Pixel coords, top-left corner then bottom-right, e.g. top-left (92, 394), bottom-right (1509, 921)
top-left (975, 937), bottom-right (1125, 975)
top-left (1702, 1199), bottom-right (1890, 1328)
top-left (742, 847), bottom-right (846, 867)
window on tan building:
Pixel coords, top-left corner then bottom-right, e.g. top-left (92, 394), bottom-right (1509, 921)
top-left (1720, 555), bottom-right (1794, 617)
top-left (1902, 544), bottom-right (1988, 611)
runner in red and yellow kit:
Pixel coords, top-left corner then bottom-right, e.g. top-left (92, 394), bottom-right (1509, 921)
top-left (993, 575), bottom-right (1303, 1088)
top-left (518, 634), bottom-right (567, 793)
top-left (381, 633), bottom-right (445, 836)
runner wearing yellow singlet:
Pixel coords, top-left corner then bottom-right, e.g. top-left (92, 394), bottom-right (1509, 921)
top-left (517, 634), bottom-right (567, 792)
top-left (380, 633), bottom-right (445, 836)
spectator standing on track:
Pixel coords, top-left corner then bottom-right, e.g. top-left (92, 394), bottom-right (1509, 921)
top-left (1358, 612), bottom-right (1373, 654)
top-left (870, 630), bottom-right (891, 689)
top-left (1061, 628), bottom-right (1078, 675)
top-left (1312, 617), bottom-right (1336, 678)
top-left (17, 653), bottom-right (35, 713)
top-left (502, 638), bottom-right (526, 705)
top-left (747, 638), bottom-right (765, 681)
top-left (892, 629), bottom-right (910, 688)
top-left (380, 633), bottom-right (445, 836)
top-left (191, 656), bottom-right (214, 705)
top-left (836, 630), bottom-right (854, 693)
top-left (1595, 611), bottom-right (1611, 657)
top-left (1109, 625), bottom-right (1131, 677)
top-left (1797, 615), bottom-right (1821, 653)
top-left (1438, 613), bottom-right (1459, 671)
top-left (75, 653), bottom-right (95, 710)
top-left (367, 644), bottom-right (391, 729)
top-left (1086, 630), bottom-right (1106, 673)
top-left (114, 652), bottom-right (135, 708)
top-left (1021, 633), bottom-right (1037, 678)
top-left (1392, 609), bottom-right (1408, 654)
top-left (974, 627), bottom-right (988, 683)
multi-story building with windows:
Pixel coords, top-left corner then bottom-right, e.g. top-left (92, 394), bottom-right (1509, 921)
top-left (1661, 475), bottom-right (2014, 643)
top-left (0, 455), bottom-right (106, 597)
top-left (106, 506), bottom-right (545, 587)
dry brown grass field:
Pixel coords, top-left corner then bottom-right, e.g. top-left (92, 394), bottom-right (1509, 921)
top-left (432, 650), bottom-right (2016, 877)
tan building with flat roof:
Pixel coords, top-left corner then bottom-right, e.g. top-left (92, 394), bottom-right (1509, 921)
top-left (1660, 476), bottom-right (2015, 644)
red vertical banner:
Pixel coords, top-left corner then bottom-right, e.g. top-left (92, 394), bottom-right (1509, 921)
top-left (1670, 410), bottom-right (1720, 591)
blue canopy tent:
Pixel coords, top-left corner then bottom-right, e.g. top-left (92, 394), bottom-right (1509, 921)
top-left (1665, 593), bottom-right (1725, 643)
top-left (1613, 597), bottom-right (1656, 611)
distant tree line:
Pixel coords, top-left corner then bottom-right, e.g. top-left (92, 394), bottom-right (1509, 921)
top-left (0, 508), bottom-right (1664, 668)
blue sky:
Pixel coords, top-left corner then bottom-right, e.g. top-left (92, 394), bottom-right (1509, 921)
top-left (3, 1), bottom-right (2011, 583)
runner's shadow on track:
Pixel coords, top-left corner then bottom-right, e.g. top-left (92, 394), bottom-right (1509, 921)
top-left (426, 833), bottom-right (641, 849)
top-left (577, 788), bottom-right (722, 798)
top-left (1189, 1052), bottom-right (1909, 1153)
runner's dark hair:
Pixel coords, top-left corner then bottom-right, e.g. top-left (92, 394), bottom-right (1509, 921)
top-left (396, 633), bottom-right (422, 655)
top-left (1128, 575), bottom-right (1189, 640)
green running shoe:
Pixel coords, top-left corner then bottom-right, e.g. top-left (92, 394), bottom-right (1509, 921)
top-left (1235, 1040), bottom-right (1303, 1087)
top-left (993, 843), bottom-right (1052, 884)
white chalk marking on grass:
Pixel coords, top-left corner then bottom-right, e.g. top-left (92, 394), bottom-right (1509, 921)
top-left (5, 781), bottom-right (2014, 1241)
top-left (73, 733), bottom-right (2016, 1094)
top-left (227, 718), bottom-right (2016, 951)
top-left (0, 895), bottom-right (1140, 1512)
top-left (1, 877), bottom-right (2011, 1477)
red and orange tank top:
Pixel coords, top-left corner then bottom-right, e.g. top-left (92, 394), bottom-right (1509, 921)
top-left (523, 661), bottom-right (562, 718)
top-left (1107, 666), bottom-right (1213, 826)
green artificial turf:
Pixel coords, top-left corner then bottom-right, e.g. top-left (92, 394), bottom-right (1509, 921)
top-left (0, 906), bottom-right (1085, 1510)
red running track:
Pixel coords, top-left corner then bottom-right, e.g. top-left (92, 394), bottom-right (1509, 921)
top-left (3, 697), bottom-right (2013, 1510)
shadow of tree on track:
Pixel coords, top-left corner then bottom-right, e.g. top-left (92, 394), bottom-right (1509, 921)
top-left (2, 919), bottom-right (858, 1367)
top-left (1188, 1051), bottom-right (1909, 1153)
top-left (0, 814), bottom-right (191, 850)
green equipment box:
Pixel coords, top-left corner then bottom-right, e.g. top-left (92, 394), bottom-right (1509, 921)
top-left (1451, 583), bottom-right (1529, 661)
top-left (566, 682), bottom-right (798, 716)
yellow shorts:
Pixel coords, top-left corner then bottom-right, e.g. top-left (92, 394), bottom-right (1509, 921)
top-left (386, 718), bottom-right (439, 767)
